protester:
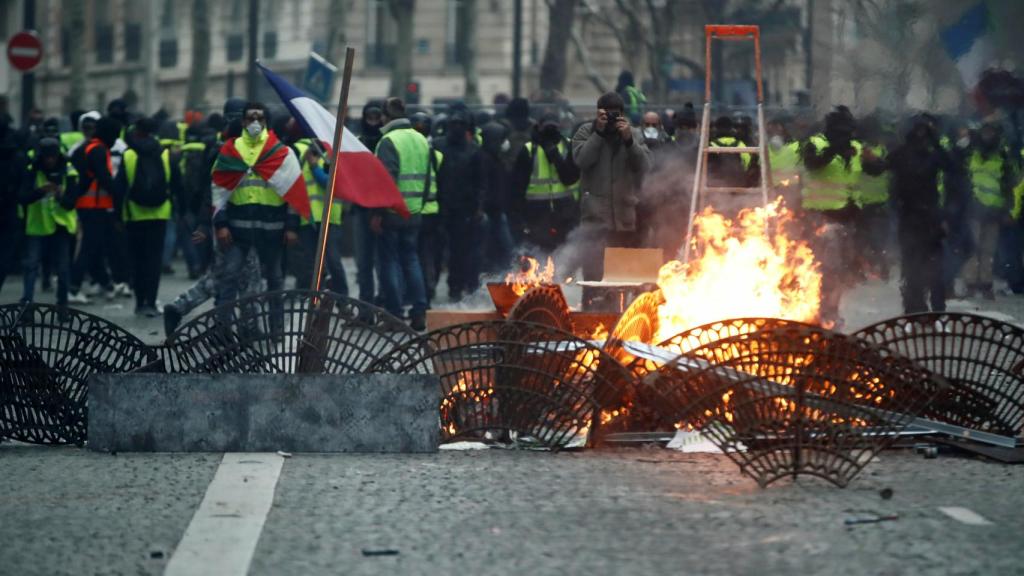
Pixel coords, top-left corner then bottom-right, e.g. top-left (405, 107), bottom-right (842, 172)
top-left (436, 107), bottom-right (481, 301)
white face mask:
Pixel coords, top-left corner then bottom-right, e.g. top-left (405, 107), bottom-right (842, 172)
top-left (769, 135), bottom-right (785, 150)
top-left (246, 121), bottom-right (264, 138)
top-left (643, 127), bottom-right (659, 140)
top-left (500, 139), bottom-right (511, 152)
top-left (956, 136), bottom-right (970, 149)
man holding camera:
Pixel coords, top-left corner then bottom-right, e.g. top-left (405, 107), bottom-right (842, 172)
top-left (571, 92), bottom-right (651, 304)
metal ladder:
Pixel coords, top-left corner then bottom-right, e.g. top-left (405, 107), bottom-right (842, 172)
top-left (683, 25), bottom-right (772, 263)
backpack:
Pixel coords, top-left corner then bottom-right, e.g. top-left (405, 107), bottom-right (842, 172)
top-left (130, 151), bottom-right (169, 207)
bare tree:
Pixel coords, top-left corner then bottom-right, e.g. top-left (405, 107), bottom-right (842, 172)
top-left (67, 0), bottom-right (86, 110)
top-left (185, 0), bottom-right (211, 111)
top-left (539, 0), bottom-right (577, 94)
top-left (461, 0), bottom-right (481, 104)
top-left (388, 0), bottom-right (415, 98)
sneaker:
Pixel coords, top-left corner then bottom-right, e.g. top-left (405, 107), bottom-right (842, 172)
top-left (113, 282), bottom-right (133, 298)
top-left (163, 304), bottom-right (183, 336)
top-left (68, 291), bottom-right (92, 305)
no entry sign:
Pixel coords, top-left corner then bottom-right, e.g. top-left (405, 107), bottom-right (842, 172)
top-left (7, 31), bottom-right (43, 72)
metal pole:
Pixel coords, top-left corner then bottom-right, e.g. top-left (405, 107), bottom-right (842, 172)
top-left (310, 47), bottom-right (356, 292)
top-left (247, 0), bottom-right (259, 100)
top-left (512, 0), bottom-right (522, 98)
top-left (21, 0), bottom-right (35, 124)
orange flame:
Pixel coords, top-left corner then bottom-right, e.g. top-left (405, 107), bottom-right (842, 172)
top-left (656, 198), bottom-right (821, 344)
top-left (505, 256), bottom-right (555, 297)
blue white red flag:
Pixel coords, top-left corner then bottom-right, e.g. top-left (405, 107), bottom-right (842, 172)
top-left (258, 62), bottom-right (409, 217)
top-left (940, 2), bottom-right (993, 89)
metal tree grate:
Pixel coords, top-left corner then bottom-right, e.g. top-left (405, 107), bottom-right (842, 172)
top-left (0, 304), bottom-right (154, 445)
top-left (639, 324), bottom-right (945, 487)
top-left (855, 312), bottom-right (1024, 437)
top-left (160, 290), bottom-right (415, 374)
top-left (367, 320), bottom-right (632, 449)
top-left (506, 284), bottom-right (574, 334)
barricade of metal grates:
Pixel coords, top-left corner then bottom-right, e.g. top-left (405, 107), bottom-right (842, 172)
top-left (855, 312), bottom-right (1024, 438)
top-left (161, 290), bottom-right (415, 374)
top-left (0, 304), bottom-right (155, 445)
top-left (638, 324), bottom-right (946, 487)
top-left (367, 320), bottom-right (633, 449)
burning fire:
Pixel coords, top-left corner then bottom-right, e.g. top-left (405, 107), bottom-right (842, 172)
top-left (505, 256), bottom-right (555, 297)
top-left (655, 198), bottom-right (820, 344)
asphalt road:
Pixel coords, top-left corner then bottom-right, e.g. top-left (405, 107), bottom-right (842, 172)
top-left (1, 446), bottom-right (1022, 576)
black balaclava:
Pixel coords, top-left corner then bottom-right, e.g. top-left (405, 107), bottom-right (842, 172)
top-left (95, 117), bottom-right (122, 149)
top-left (505, 97), bottom-right (530, 132)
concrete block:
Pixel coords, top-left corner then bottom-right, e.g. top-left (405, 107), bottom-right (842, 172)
top-left (87, 374), bottom-right (441, 453)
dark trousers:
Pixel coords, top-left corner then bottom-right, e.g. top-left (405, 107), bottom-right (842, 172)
top-left (446, 213), bottom-right (483, 298)
top-left (484, 212), bottom-right (515, 274)
top-left (855, 203), bottom-right (891, 279)
top-left (163, 213), bottom-right (201, 274)
top-left (380, 214), bottom-right (427, 320)
top-left (216, 226), bottom-right (285, 332)
top-left (353, 206), bottom-right (384, 305)
top-left (71, 209), bottom-right (115, 292)
top-left (898, 222), bottom-right (945, 314)
top-left (295, 224), bottom-right (349, 295)
top-left (0, 206), bottom-right (20, 292)
top-left (418, 213), bottom-right (444, 303)
top-left (127, 219), bottom-right (167, 309)
top-left (22, 229), bottom-right (72, 307)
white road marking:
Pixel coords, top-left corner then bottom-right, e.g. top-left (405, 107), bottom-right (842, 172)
top-left (938, 506), bottom-right (994, 526)
top-left (164, 453), bottom-right (284, 576)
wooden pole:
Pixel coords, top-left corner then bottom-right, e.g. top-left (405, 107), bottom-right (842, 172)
top-left (310, 47), bottom-right (356, 292)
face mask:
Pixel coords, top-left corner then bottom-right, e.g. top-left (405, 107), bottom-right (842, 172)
top-left (956, 136), bottom-right (970, 149)
top-left (769, 135), bottom-right (785, 150)
top-left (246, 121), bottom-right (264, 138)
top-left (500, 139), bottom-right (511, 153)
top-left (643, 127), bottom-right (659, 140)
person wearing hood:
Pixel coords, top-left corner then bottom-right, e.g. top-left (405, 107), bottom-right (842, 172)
top-left (863, 114), bottom-right (953, 313)
top-left (107, 98), bottom-right (132, 137)
top-left (67, 111), bottom-right (101, 156)
top-left (436, 107), bottom-right (481, 301)
top-left (961, 121), bottom-right (1015, 299)
top-left (69, 116), bottom-right (121, 304)
top-left (500, 97), bottom-right (534, 184)
top-left (514, 111), bottom-right (580, 254)
top-left (615, 70), bottom-right (647, 123)
top-left (352, 103), bottom-right (386, 307)
top-left (372, 97), bottom-right (431, 330)
top-left (800, 106), bottom-right (864, 329)
top-left (571, 91), bottom-right (652, 308)
top-left (19, 137), bottom-right (80, 310)
top-left (114, 118), bottom-right (182, 316)
top-left (476, 121), bottom-right (515, 272)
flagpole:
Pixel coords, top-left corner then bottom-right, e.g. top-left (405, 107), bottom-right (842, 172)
top-left (310, 47), bottom-right (356, 292)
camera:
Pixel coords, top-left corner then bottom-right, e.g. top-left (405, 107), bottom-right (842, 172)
top-left (606, 111), bottom-right (620, 124)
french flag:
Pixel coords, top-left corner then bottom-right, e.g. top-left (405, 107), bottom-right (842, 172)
top-left (941, 2), bottom-right (993, 90)
top-left (258, 62), bottom-right (410, 218)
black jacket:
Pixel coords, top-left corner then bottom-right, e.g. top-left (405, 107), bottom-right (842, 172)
top-left (435, 135), bottom-right (481, 217)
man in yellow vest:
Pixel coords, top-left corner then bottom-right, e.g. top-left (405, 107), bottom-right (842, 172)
top-left (115, 118), bottom-right (182, 316)
top-left (514, 112), bottom-right (580, 253)
top-left (19, 138), bottom-right (80, 310)
top-left (294, 136), bottom-right (348, 295)
top-left (961, 122), bottom-right (1015, 300)
top-left (854, 115), bottom-right (893, 281)
top-left (766, 116), bottom-right (803, 209)
top-left (801, 107), bottom-right (863, 329)
top-left (372, 97), bottom-right (430, 331)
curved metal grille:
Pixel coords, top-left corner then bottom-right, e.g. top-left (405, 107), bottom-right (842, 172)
top-left (506, 284), bottom-right (574, 334)
top-left (855, 313), bottom-right (1024, 437)
top-left (367, 320), bottom-right (632, 449)
top-left (162, 290), bottom-right (415, 374)
top-left (0, 304), bottom-right (153, 445)
top-left (641, 325), bottom-right (945, 487)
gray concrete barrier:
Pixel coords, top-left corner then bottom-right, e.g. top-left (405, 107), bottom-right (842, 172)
top-left (87, 374), bottom-right (440, 453)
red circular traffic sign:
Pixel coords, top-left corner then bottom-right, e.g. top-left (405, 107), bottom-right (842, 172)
top-left (7, 31), bottom-right (43, 72)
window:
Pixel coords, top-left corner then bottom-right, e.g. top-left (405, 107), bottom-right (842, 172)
top-left (261, 1), bottom-right (279, 60)
top-left (94, 0), bottom-right (114, 64)
top-left (226, 0), bottom-right (245, 62)
top-left (159, 0), bottom-right (178, 68)
top-left (445, 0), bottom-right (468, 66)
top-left (263, 31), bottom-right (278, 60)
top-left (124, 22), bottom-right (141, 61)
top-left (366, 0), bottom-right (395, 68)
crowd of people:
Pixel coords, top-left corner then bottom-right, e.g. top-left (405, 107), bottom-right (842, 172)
top-left (1, 70), bottom-right (1023, 334)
